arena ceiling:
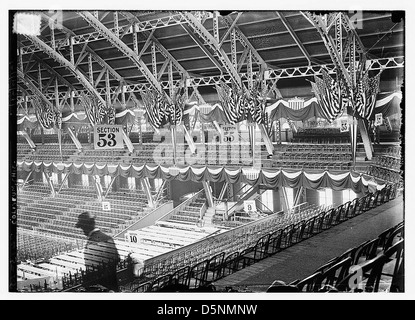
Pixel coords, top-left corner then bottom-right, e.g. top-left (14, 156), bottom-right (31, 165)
top-left (14, 10), bottom-right (404, 113)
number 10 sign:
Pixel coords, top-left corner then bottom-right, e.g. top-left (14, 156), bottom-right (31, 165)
top-left (94, 125), bottom-right (124, 150)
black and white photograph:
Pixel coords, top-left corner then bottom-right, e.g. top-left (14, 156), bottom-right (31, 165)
top-left (5, 0), bottom-right (411, 303)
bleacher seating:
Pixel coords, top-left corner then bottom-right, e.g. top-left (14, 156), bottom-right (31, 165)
top-left (167, 197), bottom-right (206, 225)
top-left (24, 143), bottom-right (78, 162)
top-left (271, 143), bottom-right (352, 171)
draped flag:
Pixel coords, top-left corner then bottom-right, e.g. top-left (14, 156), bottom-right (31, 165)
top-left (363, 71), bottom-right (382, 120)
top-left (216, 79), bottom-right (269, 125)
top-left (33, 97), bottom-right (61, 130)
top-left (167, 86), bottom-right (185, 126)
top-left (216, 81), bottom-right (245, 124)
top-left (311, 69), bottom-right (348, 123)
top-left (140, 88), bottom-right (167, 129)
top-left (79, 93), bottom-right (115, 125)
top-left (33, 97), bottom-right (63, 158)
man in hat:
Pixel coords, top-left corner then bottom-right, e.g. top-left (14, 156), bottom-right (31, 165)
top-left (75, 211), bottom-right (120, 292)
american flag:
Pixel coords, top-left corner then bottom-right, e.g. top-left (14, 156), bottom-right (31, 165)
top-left (311, 69), bottom-right (345, 122)
top-left (141, 88), bottom-right (165, 129)
top-left (33, 97), bottom-right (60, 129)
top-left (80, 93), bottom-right (110, 125)
top-left (364, 71), bottom-right (382, 120)
top-left (216, 81), bottom-right (240, 124)
top-left (169, 87), bottom-right (185, 125)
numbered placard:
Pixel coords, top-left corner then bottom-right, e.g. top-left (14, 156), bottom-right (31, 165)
top-left (102, 201), bottom-right (111, 211)
top-left (340, 119), bottom-right (349, 133)
top-left (222, 125), bottom-right (238, 143)
top-left (94, 125), bottom-right (124, 150)
top-left (374, 113), bottom-right (383, 126)
top-left (243, 200), bottom-right (257, 213)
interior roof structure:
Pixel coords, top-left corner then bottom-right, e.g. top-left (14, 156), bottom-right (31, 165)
top-left (15, 10), bottom-right (404, 111)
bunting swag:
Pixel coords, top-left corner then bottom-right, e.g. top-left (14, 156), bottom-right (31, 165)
top-left (79, 93), bottom-right (115, 125)
top-left (17, 160), bottom-right (378, 194)
top-left (268, 99), bottom-right (324, 122)
top-left (310, 69), bottom-right (348, 123)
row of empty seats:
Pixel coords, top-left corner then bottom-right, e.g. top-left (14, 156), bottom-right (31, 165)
top-left (167, 197), bottom-right (206, 225)
top-left (123, 184), bottom-right (397, 292)
top-left (285, 221), bottom-right (404, 292)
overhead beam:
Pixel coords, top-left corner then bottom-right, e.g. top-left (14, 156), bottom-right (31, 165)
top-left (31, 55), bottom-right (77, 91)
top-left (78, 11), bottom-right (167, 100)
top-left (221, 15), bottom-right (271, 70)
top-left (181, 23), bottom-right (226, 74)
top-left (23, 34), bottom-right (107, 105)
top-left (301, 11), bottom-right (353, 89)
top-left (40, 12), bottom-right (125, 83)
top-left (276, 11), bottom-right (321, 65)
top-left (181, 12), bottom-right (242, 88)
top-left (17, 69), bottom-right (54, 108)
top-left (219, 12), bottom-right (243, 47)
top-left (120, 11), bottom-right (191, 78)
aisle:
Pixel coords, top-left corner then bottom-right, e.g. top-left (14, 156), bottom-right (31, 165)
top-left (212, 196), bottom-right (404, 292)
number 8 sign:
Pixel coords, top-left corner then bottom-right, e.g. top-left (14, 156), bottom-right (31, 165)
top-left (94, 125), bottom-right (124, 150)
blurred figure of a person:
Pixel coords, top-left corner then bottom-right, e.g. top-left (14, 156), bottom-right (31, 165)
top-left (75, 211), bottom-right (120, 292)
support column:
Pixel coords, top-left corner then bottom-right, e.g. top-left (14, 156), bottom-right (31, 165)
top-left (358, 118), bottom-right (373, 160)
top-left (67, 127), bottom-right (83, 152)
top-left (93, 175), bottom-right (103, 201)
top-left (18, 130), bottom-right (36, 150)
top-left (259, 123), bottom-right (274, 155)
top-left (279, 187), bottom-right (290, 213)
top-left (182, 124), bottom-right (196, 154)
top-left (202, 180), bottom-right (214, 208)
top-left (141, 177), bottom-right (154, 208)
top-left (122, 129), bottom-right (134, 153)
top-left (293, 186), bottom-right (304, 207)
top-left (43, 172), bottom-right (56, 197)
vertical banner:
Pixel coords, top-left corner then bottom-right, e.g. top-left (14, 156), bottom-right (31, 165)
top-left (94, 125), bottom-right (124, 150)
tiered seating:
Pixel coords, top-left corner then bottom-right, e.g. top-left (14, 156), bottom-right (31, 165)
top-left (293, 128), bottom-right (350, 144)
top-left (167, 197), bottom-right (206, 225)
top-left (24, 143), bottom-right (77, 162)
top-left (17, 143), bottom-right (34, 160)
top-left (131, 143), bottom-right (159, 164)
top-left (31, 133), bottom-right (60, 144)
top-left (37, 187), bottom-right (151, 238)
top-left (17, 228), bottom-right (79, 262)
top-left (18, 186), bottom-right (96, 233)
top-left (271, 143), bottom-right (352, 170)
top-left (367, 146), bottom-right (402, 185)
top-left (128, 224), bottom-right (214, 250)
top-left (291, 221), bottom-right (404, 292)
top-left (71, 148), bottom-right (130, 164)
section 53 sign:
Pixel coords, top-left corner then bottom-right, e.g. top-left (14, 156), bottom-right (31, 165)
top-left (94, 125), bottom-right (124, 150)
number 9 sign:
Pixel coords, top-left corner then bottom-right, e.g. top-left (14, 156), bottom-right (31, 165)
top-left (94, 125), bottom-right (124, 150)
